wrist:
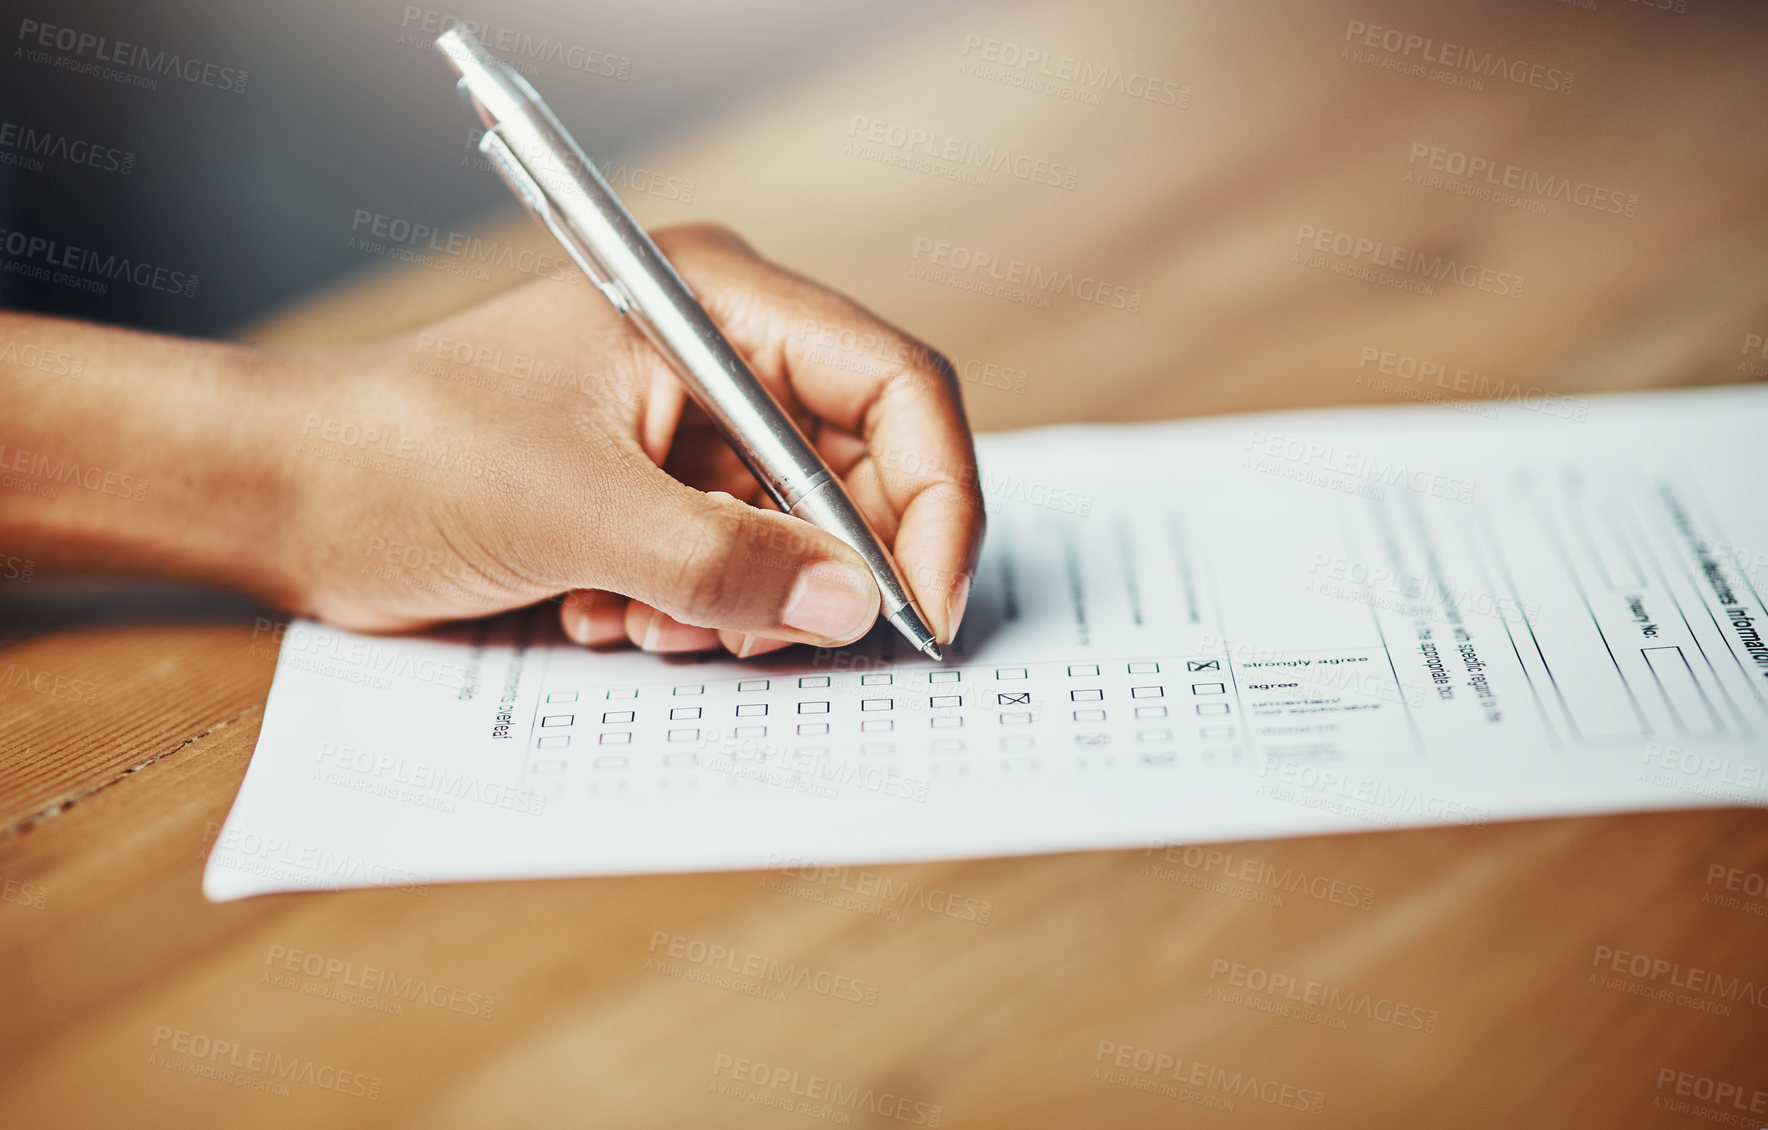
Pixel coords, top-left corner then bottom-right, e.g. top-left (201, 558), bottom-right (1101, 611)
top-left (0, 317), bottom-right (307, 603)
top-left (203, 343), bottom-right (316, 611)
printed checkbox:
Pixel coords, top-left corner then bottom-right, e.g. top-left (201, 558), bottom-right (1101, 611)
top-left (1196, 702), bottom-right (1230, 715)
top-left (860, 742), bottom-right (894, 756)
top-left (930, 715), bottom-right (964, 729)
top-left (996, 667), bottom-right (1028, 680)
top-left (1067, 663), bottom-right (1100, 677)
top-left (536, 735), bottom-right (570, 749)
top-left (661, 752), bottom-right (698, 768)
top-left (667, 728), bottom-right (699, 742)
top-left (1000, 734), bottom-right (1035, 749)
top-left (593, 755), bottom-right (628, 770)
top-left (1000, 756), bottom-right (1039, 774)
top-left (670, 706), bottom-right (701, 721)
top-left (1073, 733), bottom-right (1108, 746)
top-left (1186, 660), bottom-right (1219, 672)
top-left (930, 761), bottom-right (969, 777)
top-left (1200, 724), bottom-right (1236, 739)
top-left (598, 731), bottom-right (632, 745)
top-left (546, 691), bottom-right (579, 703)
top-left (861, 698), bottom-right (893, 711)
top-left (1131, 686), bottom-right (1164, 699)
top-left (861, 673), bottom-right (893, 686)
top-left (734, 725), bottom-right (766, 738)
top-left (1191, 682), bottom-right (1225, 695)
top-left (1127, 661), bottom-right (1160, 674)
top-left (929, 695), bottom-right (962, 708)
top-left (998, 691), bottom-right (1031, 706)
top-left (602, 710), bottom-right (634, 724)
top-left (606, 688), bottom-right (638, 699)
top-left (999, 711), bottom-right (1032, 724)
top-left (529, 759), bottom-right (567, 774)
top-left (798, 701), bottom-right (830, 714)
top-left (796, 722), bottom-right (830, 737)
top-left (1134, 705), bottom-right (1168, 719)
top-left (931, 738), bottom-right (965, 753)
top-left (737, 679), bottom-right (770, 692)
top-left (861, 718), bottom-right (894, 732)
top-left (673, 684), bottom-right (704, 696)
top-left (928, 670), bottom-right (961, 683)
top-left (1070, 688), bottom-right (1103, 702)
top-left (799, 675), bottom-right (830, 688)
top-left (1137, 727), bottom-right (1173, 743)
top-left (736, 703), bottom-right (768, 717)
top-left (1073, 708), bottom-right (1106, 722)
top-left (1076, 754), bottom-right (1114, 771)
top-left (1140, 752), bottom-right (1176, 767)
top-left (540, 714), bottom-right (575, 727)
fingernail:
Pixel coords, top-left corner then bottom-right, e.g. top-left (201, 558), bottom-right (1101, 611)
top-left (731, 636), bottom-right (788, 664)
top-left (945, 572), bottom-right (972, 644)
top-left (561, 600), bottom-right (591, 644)
top-left (640, 608), bottom-right (665, 651)
top-left (782, 561), bottom-right (877, 641)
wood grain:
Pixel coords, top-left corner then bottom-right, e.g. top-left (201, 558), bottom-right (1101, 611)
top-left (6, 0), bottom-right (1768, 1126)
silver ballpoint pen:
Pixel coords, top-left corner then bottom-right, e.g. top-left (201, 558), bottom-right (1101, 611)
top-left (435, 27), bottom-right (942, 660)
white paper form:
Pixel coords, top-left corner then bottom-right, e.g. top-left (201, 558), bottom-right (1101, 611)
top-left (204, 386), bottom-right (1768, 900)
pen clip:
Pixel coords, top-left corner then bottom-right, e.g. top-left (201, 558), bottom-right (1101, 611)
top-left (454, 76), bottom-right (489, 130)
top-left (476, 127), bottom-right (633, 316)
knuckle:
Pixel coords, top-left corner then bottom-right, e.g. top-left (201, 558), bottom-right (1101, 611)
top-left (890, 336), bottom-right (959, 399)
top-left (660, 221), bottom-right (748, 255)
top-left (922, 348), bottom-right (961, 397)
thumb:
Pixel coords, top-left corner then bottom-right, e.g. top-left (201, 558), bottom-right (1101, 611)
top-left (591, 482), bottom-right (881, 647)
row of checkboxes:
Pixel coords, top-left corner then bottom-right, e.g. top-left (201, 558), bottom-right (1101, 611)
top-left (537, 715), bottom-right (1241, 754)
top-left (546, 673), bottom-right (906, 703)
top-left (539, 660), bottom-right (1231, 706)
top-left (535, 715), bottom-right (954, 750)
top-left (530, 742), bottom-right (1241, 779)
top-left (540, 690), bottom-right (1233, 730)
top-left (543, 691), bottom-right (1076, 728)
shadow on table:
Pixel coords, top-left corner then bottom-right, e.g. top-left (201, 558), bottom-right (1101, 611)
top-left (0, 578), bottom-right (275, 647)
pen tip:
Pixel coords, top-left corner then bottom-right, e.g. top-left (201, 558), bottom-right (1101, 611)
top-left (887, 604), bottom-right (944, 662)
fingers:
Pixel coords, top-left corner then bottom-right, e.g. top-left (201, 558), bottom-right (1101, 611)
top-left (576, 480), bottom-right (881, 648)
top-left (561, 589), bottom-right (790, 656)
top-left (716, 629), bottom-right (795, 659)
top-left (625, 599), bottom-right (721, 652)
top-left (639, 366), bottom-right (688, 466)
top-left (652, 224), bottom-right (987, 643)
top-left (559, 589), bottom-right (627, 646)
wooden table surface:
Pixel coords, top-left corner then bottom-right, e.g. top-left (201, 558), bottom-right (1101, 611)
top-left (5, 1), bottom-right (1767, 1126)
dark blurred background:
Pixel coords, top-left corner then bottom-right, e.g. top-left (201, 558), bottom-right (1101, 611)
top-left (0, 0), bottom-right (935, 337)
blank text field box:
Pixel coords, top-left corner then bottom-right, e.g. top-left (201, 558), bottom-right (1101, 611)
top-left (1641, 646), bottom-right (1723, 737)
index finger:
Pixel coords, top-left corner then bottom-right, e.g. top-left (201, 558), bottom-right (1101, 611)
top-left (654, 224), bottom-right (987, 644)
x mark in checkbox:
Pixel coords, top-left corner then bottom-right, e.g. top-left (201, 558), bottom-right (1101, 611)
top-left (998, 692), bottom-right (1031, 706)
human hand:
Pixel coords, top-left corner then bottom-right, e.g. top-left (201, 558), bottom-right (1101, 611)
top-left (277, 223), bottom-right (985, 657)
